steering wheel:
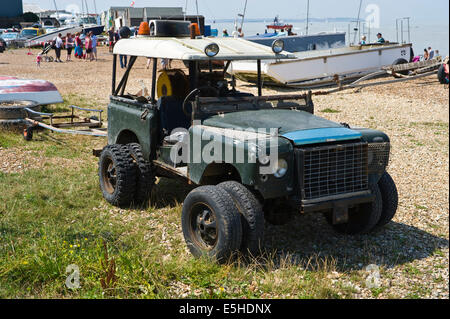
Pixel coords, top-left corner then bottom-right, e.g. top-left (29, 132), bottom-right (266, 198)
top-left (182, 86), bottom-right (220, 117)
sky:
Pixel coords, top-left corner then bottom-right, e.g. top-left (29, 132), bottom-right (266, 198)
top-left (32, 0), bottom-right (449, 25)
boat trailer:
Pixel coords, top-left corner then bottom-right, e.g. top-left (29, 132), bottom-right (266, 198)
top-left (22, 105), bottom-right (107, 141)
top-left (312, 57), bottom-right (443, 95)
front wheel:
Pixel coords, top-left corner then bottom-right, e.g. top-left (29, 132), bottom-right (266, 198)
top-left (218, 181), bottom-right (265, 256)
top-left (375, 172), bottom-right (399, 228)
top-left (324, 184), bottom-right (382, 235)
top-left (182, 186), bottom-right (242, 263)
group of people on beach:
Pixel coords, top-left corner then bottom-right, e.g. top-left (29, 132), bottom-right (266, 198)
top-left (36, 32), bottom-right (99, 67)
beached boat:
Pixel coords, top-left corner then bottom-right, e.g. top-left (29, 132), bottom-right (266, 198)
top-left (0, 77), bottom-right (63, 105)
top-left (25, 26), bottom-right (83, 47)
top-left (229, 43), bottom-right (414, 88)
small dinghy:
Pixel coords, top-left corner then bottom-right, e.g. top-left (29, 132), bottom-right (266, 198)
top-left (0, 77), bottom-right (63, 105)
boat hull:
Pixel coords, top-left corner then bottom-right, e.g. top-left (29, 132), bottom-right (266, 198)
top-left (230, 43), bottom-right (413, 88)
top-left (246, 32), bottom-right (346, 53)
top-left (83, 25), bottom-right (105, 36)
top-left (26, 26), bottom-right (83, 47)
top-left (0, 77), bottom-right (63, 105)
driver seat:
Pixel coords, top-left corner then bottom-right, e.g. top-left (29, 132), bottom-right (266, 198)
top-left (158, 96), bottom-right (191, 138)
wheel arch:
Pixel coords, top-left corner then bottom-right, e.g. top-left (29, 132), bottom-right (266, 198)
top-left (199, 163), bottom-right (243, 186)
top-left (115, 129), bottom-right (140, 145)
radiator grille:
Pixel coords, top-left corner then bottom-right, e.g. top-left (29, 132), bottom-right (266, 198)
top-left (301, 143), bottom-right (369, 200)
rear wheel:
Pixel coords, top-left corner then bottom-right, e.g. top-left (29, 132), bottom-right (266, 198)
top-left (218, 181), bottom-right (264, 256)
top-left (125, 143), bottom-right (155, 205)
top-left (324, 184), bottom-right (382, 235)
top-left (99, 144), bottom-right (137, 207)
top-left (182, 186), bottom-right (242, 263)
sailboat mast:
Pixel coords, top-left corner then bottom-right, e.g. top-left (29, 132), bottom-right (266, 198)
top-left (195, 0), bottom-right (200, 29)
top-left (93, 0), bottom-right (98, 14)
top-left (353, 0), bottom-right (363, 44)
top-left (240, 0), bottom-right (248, 30)
top-left (306, 0), bottom-right (310, 35)
top-left (184, 0), bottom-right (188, 20)
top-left (85, 0), bottom-right (90, 15)
top-left (52, 0), bottom-right (59, 19)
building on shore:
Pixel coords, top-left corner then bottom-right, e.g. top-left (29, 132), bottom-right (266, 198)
top-left (101, 6), bottom-right (205, 34)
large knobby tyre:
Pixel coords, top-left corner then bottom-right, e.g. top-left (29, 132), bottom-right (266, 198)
top-left (375, 172), bottom-right (399, 228)
top-left (263, 199), bottom-right (294, 226)
top-left (218, 181), bottom-right (265, 256)
top-left (125, 143), bottom-right (155, 205)
top-left (392, 58), bottom-right (409, 78)
top-left (182, 186), bottom-right (242, 263)
top-left (325, 184), bottom-right (383, 235)
top-left (98, 144), bottom-right (137, 207)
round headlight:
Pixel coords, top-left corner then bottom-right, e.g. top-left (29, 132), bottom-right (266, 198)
top-left (274, 159), bottom-right (288, 178)
top-left (272, 40), bottom-right (285, 54)
top-left (204, 43), bottom-right (220, 57)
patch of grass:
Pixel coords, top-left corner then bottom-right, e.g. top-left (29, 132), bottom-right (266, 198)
top-left (371, 287), bottom-right (386, 298)
top-left (414, 204), bottom-right (428, 211)
top-left (0, 130), bottom-right (23, 148)
top-left (320, 108), bottom-right (341, 114)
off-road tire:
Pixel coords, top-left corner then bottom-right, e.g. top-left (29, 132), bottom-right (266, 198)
top-left (218, 181), bottom-right (264, 256)
top-left (263, 199), bottom-right (294, 226)
top-left (182, 186), bottom-right (242, 263)
top-left (99, 144), bottom-right (137, 207)
top-left (125, 143), bottom-right (155, 205)
top-left (375, 172), bottom-right (399, 228)
top-left (325, 184), bottom-right (383, 235)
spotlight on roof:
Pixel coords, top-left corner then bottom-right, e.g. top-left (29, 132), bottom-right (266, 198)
top-left (272, 39), bottom-right (285, 54)
top-left (204, 43), bottom-right (220, 57)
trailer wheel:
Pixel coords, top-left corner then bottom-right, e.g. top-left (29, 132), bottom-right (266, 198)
top-left (218, 181), bottom-right (264, 256)
top-left (23, 126), bottom-right (33, 141)
top-left (99, 144), bottom-right (137, 207)
top-left (126, 143), bottom-right (155, 205)
top-left (392, 58), bottom-right (409, 78)
top-left (182, 186), bottom-right (242, 263)
top-left (375, 172), bottom-right (399, 228)
top-left (324, 184), bottom-right (382, 235)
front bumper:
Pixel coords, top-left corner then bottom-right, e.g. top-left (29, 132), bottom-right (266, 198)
top-left (301, 190), bottom-right (374, 213)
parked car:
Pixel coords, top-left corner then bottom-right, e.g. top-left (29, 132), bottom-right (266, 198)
top-left (95, 21), bottom-right (399, 262)
top-left (0, 32), bottom-right (23, 48)
top-left (19, 27), bottom-right (46, 40)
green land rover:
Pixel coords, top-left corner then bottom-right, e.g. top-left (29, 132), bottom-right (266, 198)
top-left (97, 22), bottom-right (398, 262)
